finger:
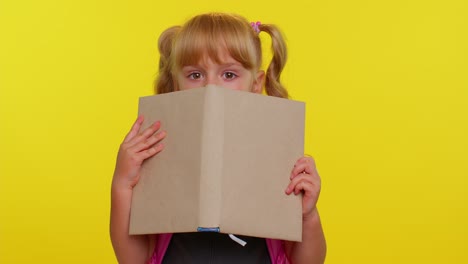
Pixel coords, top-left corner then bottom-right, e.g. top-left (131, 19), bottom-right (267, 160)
top-left (297, 181), bottom-right (307, 195)
top-left (295, 169), bottom-right (322, 186)
top-left (294, 181), bottom-right (321, 199)
top-left (295, 156), bottom-right (316, 167)
top-left (291, 163), bottom-right (311, 179)
top-left (130, 130), bottom-right (166, 153)
top-left (291, 160), bottom-right (317, 179)
top-left (127, 121), bottom-right (162, 148)
top-left (123, 115), bottom-right (144, 143)
top-left (137, 143), bottom-right (165, 160)
top-left (285, 174), bottom-right (314, 195)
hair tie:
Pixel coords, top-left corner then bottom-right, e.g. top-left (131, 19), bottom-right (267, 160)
top-left (250, 21), bottom-right (261, 34)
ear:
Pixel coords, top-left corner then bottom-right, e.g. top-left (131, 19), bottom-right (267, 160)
top-left (252, 70), bottom-right (265, 94)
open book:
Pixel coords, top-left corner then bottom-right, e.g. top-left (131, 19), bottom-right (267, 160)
top-left (129, 86), bottom-right (305, 241)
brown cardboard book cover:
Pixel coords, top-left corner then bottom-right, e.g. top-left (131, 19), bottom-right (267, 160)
top-left (129, 85), bottom-right (305, 242)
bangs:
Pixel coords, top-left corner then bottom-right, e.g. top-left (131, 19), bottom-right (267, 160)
top-left (173, 13), bottom-right (261, 70)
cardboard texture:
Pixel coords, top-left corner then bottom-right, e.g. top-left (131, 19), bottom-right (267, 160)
top-left (129, 86), bottom-right (305, 242)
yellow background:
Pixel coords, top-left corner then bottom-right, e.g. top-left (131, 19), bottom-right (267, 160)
top-left (1, 0), bottom-right (467, 263)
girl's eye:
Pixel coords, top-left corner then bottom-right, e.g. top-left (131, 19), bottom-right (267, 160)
top-left (223, 72), bottom-right (237, 80)
top-left (188, 72), bottom-right (202, 80)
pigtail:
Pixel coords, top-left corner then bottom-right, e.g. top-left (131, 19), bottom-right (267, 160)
top-left (155, 26), bottom-right (180, 94)
top-left (259, 24), bottom-right (289, 99)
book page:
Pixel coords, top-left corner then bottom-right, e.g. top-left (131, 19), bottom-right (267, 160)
top-left (129, 89), bottom-right (205, 235)
top-left (219, 89), bottom-right (304, 241)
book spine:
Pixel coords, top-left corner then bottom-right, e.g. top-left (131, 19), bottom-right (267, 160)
top-left (198, 86), bottom-right (224, 230)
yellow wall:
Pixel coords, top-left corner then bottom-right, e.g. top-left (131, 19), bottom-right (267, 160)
top-left (1, 0), bottom-right (467, 263)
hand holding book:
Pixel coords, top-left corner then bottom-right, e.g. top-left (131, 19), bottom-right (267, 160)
top-left (112, 116), bottom-right (166, 191)
top-left (286, 156), bottom-right (322, 220)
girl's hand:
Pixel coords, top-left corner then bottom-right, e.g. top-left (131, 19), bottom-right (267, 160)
top-left (285, 156), bottom-right (321, 220)
top-left (112, 116), bottom-right (166, 191)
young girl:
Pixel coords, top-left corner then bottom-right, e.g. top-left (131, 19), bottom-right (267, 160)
top-left (110, 12), bottom-right (326, 264)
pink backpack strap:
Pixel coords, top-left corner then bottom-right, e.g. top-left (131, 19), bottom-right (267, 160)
top-left (148, 234), bottom-right (288, 264)
top-left (266, 238), bottom-right (289, 264)
top-left (147, 233), bottom-right (173, 264)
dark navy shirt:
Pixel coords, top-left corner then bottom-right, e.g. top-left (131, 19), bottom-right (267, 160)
top-left (162, 232), bottom-right (271, 264)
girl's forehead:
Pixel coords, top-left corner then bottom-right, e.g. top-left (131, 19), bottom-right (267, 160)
top-left (199, 50), bottom-right (238, 64)
top-left (180, 47), bottom-right (239, 67)
top-left (175, 33), bottom-right (257, 70)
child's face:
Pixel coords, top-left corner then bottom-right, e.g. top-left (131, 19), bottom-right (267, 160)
top-left (175, 51), bottom-right (264, 93)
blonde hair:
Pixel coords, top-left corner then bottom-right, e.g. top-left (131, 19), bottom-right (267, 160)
top-left (155, 13), bottom-right (289, 98)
